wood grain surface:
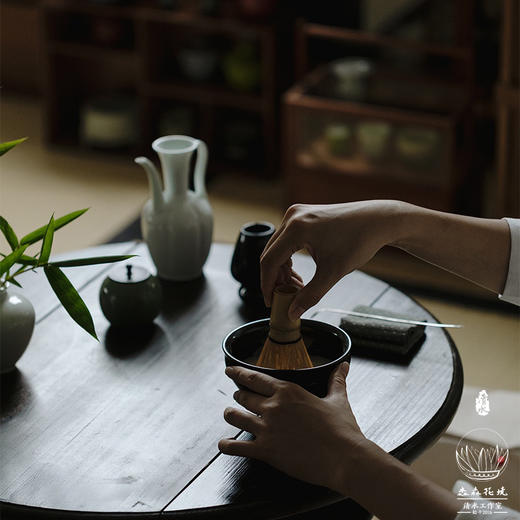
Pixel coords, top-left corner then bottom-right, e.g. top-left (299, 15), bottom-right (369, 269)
top-left (0, 242), bottom-right (462, 519)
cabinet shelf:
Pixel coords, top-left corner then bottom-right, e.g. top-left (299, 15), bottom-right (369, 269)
top-left (287, 60), bottom-right (467, 124)
top-left (285, 88), bottom-right (459, 128)
top-left (138, 8), bottom-right (271, 37)
top-left (48, 135), bottom-right (141, 158)
top-left (43, 0), bottom-right (137, 19)
top-left (143, 81), bottom-right (264, 112)
top-left (48, 41), bottom-right (136, 61)
top-left (303, 23), bottom-right (471, 61)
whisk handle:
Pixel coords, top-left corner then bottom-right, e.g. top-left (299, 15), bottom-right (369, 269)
top-left (269, 285), bottom-right (301, 343)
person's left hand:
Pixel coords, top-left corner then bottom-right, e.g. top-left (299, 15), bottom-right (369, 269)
top-left (218, 363), bottom-right (368, 495)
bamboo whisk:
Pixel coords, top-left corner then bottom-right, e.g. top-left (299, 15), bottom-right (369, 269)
top-left (256, 285), bottom-right (313, 370)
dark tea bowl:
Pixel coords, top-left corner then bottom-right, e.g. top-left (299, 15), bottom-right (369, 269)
top-left (222, 319), bottom-right (351, 397)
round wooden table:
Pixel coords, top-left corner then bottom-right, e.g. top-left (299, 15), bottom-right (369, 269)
top-left (0, 241), bottom-right (463, 519)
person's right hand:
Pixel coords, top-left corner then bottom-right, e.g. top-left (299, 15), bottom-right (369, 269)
top-left (260, 201), bottom-right (402, 320)
top-left (219, 362), bottom-right (369, 495)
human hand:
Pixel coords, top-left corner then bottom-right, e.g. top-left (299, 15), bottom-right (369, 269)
top-left (219, 363), bottom-right (462, 520)
top-left (218, 362), bottom-right (368, 495)
top-left (260, 201), bottom-right (403, 319)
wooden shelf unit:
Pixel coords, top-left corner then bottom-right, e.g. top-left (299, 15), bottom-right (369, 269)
top-left (284, 13), bottom-right (476, 212)
top-left (41, 0), bottom-right (283, 177)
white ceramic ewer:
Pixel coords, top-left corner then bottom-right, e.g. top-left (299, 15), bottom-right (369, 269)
top-left (135, 136), bottom-right (213, 281)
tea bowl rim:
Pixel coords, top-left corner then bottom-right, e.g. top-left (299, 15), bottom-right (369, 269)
top-left (222, 318), bottom-right (352, 373)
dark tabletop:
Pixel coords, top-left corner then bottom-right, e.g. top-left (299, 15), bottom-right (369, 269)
top-left (0, 241), bottom-right (463, 519)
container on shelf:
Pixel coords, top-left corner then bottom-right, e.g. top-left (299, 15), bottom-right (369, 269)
top-left (395, 126), bottom-right (441, 169)
top-left (176, 37), bottom-right (220, 82)
top-left (80, 95), bottom-right (137, 149)
top-left (330, 58), bottom-right (373, 101)
top-left (222, 41), bottom-right (261, 92)
top-left (357, 121), bottom-right (392, 162)
top-left (324, 124), bottom-right (354, 157)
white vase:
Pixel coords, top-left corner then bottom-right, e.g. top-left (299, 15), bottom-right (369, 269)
top-left (0, 285), bottom-right (35, 373)
top-left (135, 135), bottom-right (213, 281)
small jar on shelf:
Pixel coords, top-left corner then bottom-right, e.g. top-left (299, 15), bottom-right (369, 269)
top-left (222, 40), bottom-right (261, 92)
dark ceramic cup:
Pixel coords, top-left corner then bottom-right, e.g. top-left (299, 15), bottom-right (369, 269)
top-left (230, 222), bottom-right (275, 310)
top-left (222, 318), bottom-right (351, 397)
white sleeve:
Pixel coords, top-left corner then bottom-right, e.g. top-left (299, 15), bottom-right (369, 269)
top-left (499, 217), bottom-right (520, 306)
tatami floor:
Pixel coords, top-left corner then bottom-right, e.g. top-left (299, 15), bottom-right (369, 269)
top-left (1, 94), bottom-right (518, 499)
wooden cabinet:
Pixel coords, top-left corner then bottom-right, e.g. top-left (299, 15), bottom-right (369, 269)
top-left (283, 12), bottom-right (475, 211)
top-left (41, 0), bottom-right (285, 176)
top-left (285, 86), bottom-right (467, 210)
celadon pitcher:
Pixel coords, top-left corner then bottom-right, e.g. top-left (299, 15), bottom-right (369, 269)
top-left (135, 136), bottom-right (213, 281)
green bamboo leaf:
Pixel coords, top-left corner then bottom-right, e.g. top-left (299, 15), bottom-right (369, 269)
top-left (20, 208), bottom-right (89, 246)
top-left (0, 245), bottom-right (28, 277)
top-left (0, 137), bottom-right (28, 157)
top-left (50, 254), bottom-right (136, 268)
top-left (44, 265), bottom-right (98, 340)
top-left (16, 255), bottom-right (38, 266)
top-left (0, 216), bottom-right (19, 250)
top-left (8, 278), bottom-right (23, 288)
top-left (39, 215), bottom-right (55, 265)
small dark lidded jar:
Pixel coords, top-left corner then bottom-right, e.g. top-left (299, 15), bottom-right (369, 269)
top-left (99, 264), bottom-right (162, 328)
top-left (223, 319), bottom-right (351, 397)
top-left (231, 221), bottom-right (275, 310)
